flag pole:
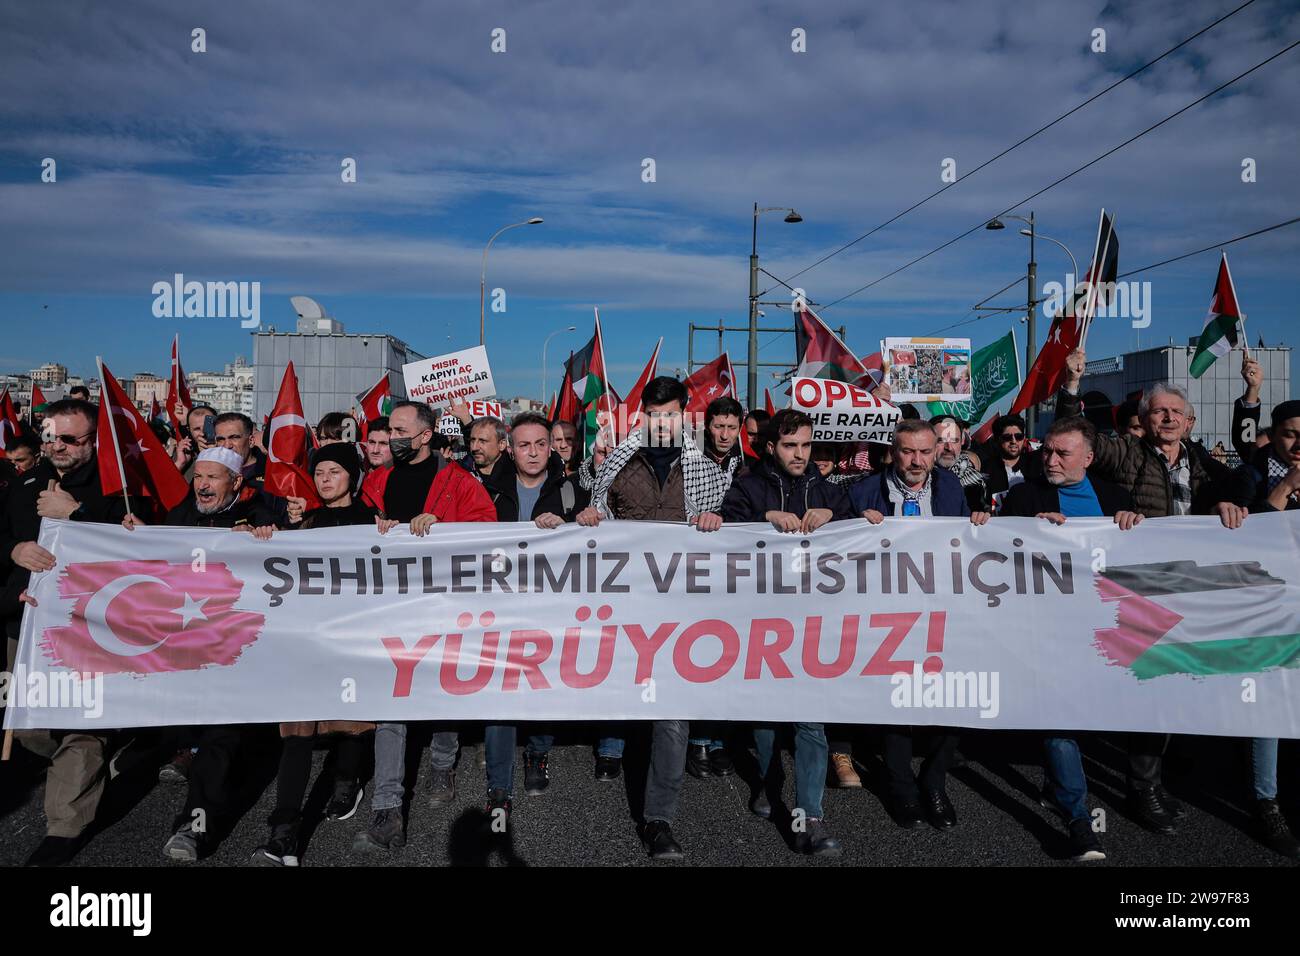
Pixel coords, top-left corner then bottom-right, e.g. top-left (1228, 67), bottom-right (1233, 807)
top-left (1079, 209), bottom-right (1114, 351)
top-left (97, 357), bottom-right (134, 520)
top-left (594, 307), bottom-right (616, 446)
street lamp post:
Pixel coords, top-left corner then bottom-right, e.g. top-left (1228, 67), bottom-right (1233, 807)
top-left (749, 203), bottom-right (802, 410)
top-left (481, 217), bottom-right (544, 347)
top-left (986, 212), bottom-right (1039, 433)
top-left (541, 325), bottom-right (577, 405)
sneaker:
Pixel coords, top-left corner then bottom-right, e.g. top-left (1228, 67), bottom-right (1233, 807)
top-left (428, 767), bottom-right (456, 807)
top-left (1067, 817), bottom-right (1106, 862)
top-left (707, 747), bottom-right (735, 777)
top-left (158, 749), bottom-right (193, 784)
top-left (326, 779), bottom-right (364, 821)
top-left (352, 808), bottom-right (406, 852)
top-left (643, 820), bottom-right (684, 860)
top-left (484, 788), bottom-right (512, 831)
top-left (594, 755), bottom-right (622, 781)
top-left (250, 821), bottom-right (301, 866)
top-left (794, 817), bottom-right (843, 857)
top-left (1256, 799), bottom-right (1300, 859)
top-left (685, 744), bottom-right (712, 778)
top-left (830, 752), bottom-right (862, 788)
top-left (523, 752), bottom-right (550, 796)
top-left (162, 822), bottom-right (200, 862)
top-left (1128, 788), bottom-right (1176, 836)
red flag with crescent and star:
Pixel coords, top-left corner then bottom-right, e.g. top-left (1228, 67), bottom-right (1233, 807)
top-left (264, 361), bottom-right (321, 506)
top-left (96, 360), bottom-right (190, 516)
top-left (40, 559), bottom-right (264, 675)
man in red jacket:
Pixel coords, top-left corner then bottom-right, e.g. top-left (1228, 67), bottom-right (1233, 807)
top-left (353, 401), bottom-right (495, 856)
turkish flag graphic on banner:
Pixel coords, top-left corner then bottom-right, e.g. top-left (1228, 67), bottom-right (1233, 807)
top-left (264, 361), bottom-right (320, 506)
top-left (40, 560), bottom-right (265, 675)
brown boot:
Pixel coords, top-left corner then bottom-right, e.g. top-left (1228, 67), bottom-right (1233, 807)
top-left (830, 752), bottom-right (862, 788)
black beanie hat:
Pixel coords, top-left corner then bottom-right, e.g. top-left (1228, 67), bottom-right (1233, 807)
top-left (310, 442), bottom-right (362, 490)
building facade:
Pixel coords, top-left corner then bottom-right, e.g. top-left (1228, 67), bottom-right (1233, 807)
top-left (252, 327), bottom-right (425, 425)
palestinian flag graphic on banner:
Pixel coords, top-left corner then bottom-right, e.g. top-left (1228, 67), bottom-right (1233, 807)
top-left (1093, 560), bottom-right (1300, 680)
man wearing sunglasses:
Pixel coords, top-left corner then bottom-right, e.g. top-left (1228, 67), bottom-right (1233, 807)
top-left (0, 399), bottom-right (130, 866)
top-left (979, 414), bottom-right (1041, 511)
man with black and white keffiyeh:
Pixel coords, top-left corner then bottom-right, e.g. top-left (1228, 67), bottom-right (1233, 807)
top-left (571, 376), bottom-right (726, 862)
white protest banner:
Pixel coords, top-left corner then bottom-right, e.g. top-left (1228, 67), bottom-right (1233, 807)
top-left (791, 377), bottom-right (901, 444)
top-left (8, 516), bottom-right (1300, 735)
top-left (437, 416), bottom-right (462, 437)
top-left (465, 399), bottom-right (502, 419)
top-left (881, 337), bottom-right (972, 403)
top-left (402, 345), bottom-right (495, 409)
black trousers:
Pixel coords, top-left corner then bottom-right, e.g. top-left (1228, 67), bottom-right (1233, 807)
top-left (177, 725), bottom-right (246, 833)
top-left (1127, 732), bottom-right (1168, 790)
top-left (882, 727), bottom-right (960, 800)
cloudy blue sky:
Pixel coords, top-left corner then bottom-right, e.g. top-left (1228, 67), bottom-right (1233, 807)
top-left (1, 0), bottom-right (1297, 405)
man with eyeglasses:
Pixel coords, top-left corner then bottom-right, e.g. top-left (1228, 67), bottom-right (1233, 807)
top-left (0, 399), bottom-right (129, 866)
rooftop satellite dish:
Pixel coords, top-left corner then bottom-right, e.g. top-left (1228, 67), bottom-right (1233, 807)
top-left (290, 295), bottom-right (325, 320)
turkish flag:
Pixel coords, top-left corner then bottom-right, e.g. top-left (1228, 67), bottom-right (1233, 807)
top-left (763, 388), bottom-right (777, 417)
top-left (96, 361), bottom-right (190, 515)
top-left (613, 338), bottom-right (662, 440)
top-left (40, 559), bottom-right (264, 675)
top-left (264, 361), bottom-right (320, 506)
top-left (0, 388), bottom-right (20, 457)
top-left (166, 334), bottom-right (193, 437)
top-left (683, 353), bottom-right (736, 414)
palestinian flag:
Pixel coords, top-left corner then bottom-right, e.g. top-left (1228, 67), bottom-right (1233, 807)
top-left (566, 309), bottom-right (615, 452)
top-left (31, 383), bottom-right (49, 417)
top-left (1094, 560), bottom-right (1300, 680)
top-left (1189, 253), bottom-right (1244, 378)
top-left (355, 372), bottom-right (394, 440)
top-left (794, 305), bottom-right (883, 389)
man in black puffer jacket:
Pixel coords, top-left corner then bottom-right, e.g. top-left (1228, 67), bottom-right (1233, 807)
top-left (715, 409), bottom-right (856, 858)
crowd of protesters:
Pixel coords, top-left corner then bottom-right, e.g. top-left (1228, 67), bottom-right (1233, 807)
top-left (1, 347), bottom-right (1297, 867)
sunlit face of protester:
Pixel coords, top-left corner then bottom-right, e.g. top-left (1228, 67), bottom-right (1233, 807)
top-left (773, 425), bottom-right (813, 478)
top-left (365, 428), bottom-right (393, 469)
top-left (1123, 414), bottom-right (1145, 439)
top-left (645, 399), bottom-right (684, 449)
top-left (1042, 428), bottom-right (1094, 486)
top-left (387, 406), bottom-right (433, 465)
top-left (551, 422), bottom-right (576, 465)
top-left (1273, 416), bottom-right (1300, 468)
top-left (1182, 406), bottom-right (1197, 440)
top-left (192, 461), bottom-right (241, 515)
top-left (187, 408), bottom-right (212, 448)
top-left (934, 420), bottom-right (964, 469)
top-left (469, 422), bottom-right (507, 470)
top-left (511, 422), bottom-right (552, 480)
top-left (8, 443), bottom-right (38, 474)
top-left (1142, 390), bottom-right (1188, 447)
top-left (893, 426), bottom-right (937, 488)
top-left (214, 418), bottom-right (253, 464)
top-left (313, 460), bottom-right (352, 506)
top-left (42, 411), bottom-right (96, 475)
top-left (707, 414), bottom-right (741, 458)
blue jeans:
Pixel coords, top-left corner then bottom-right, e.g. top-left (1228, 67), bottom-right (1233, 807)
top-left (372, 722), bottom-right (458, 811)
top-left (597, 736), bottom-right (625, 759)
top-left (1251, 737), bottom-right (1278, 800)
top-left (752, 723), bottom-right (828, 819)
top-left (689, 721), bottom-right (725, 750)
top-left (1044, 736), bottom-right (1089, 823)
top-left (484, 726), bottom-right (554, 794)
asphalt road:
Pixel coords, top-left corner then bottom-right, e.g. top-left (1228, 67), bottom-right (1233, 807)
top-left (1, 726), bottom-right (1296, 867)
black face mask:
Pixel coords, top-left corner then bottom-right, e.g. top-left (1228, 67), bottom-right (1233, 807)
top-left (389, 436), bottom-right (417, 464)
